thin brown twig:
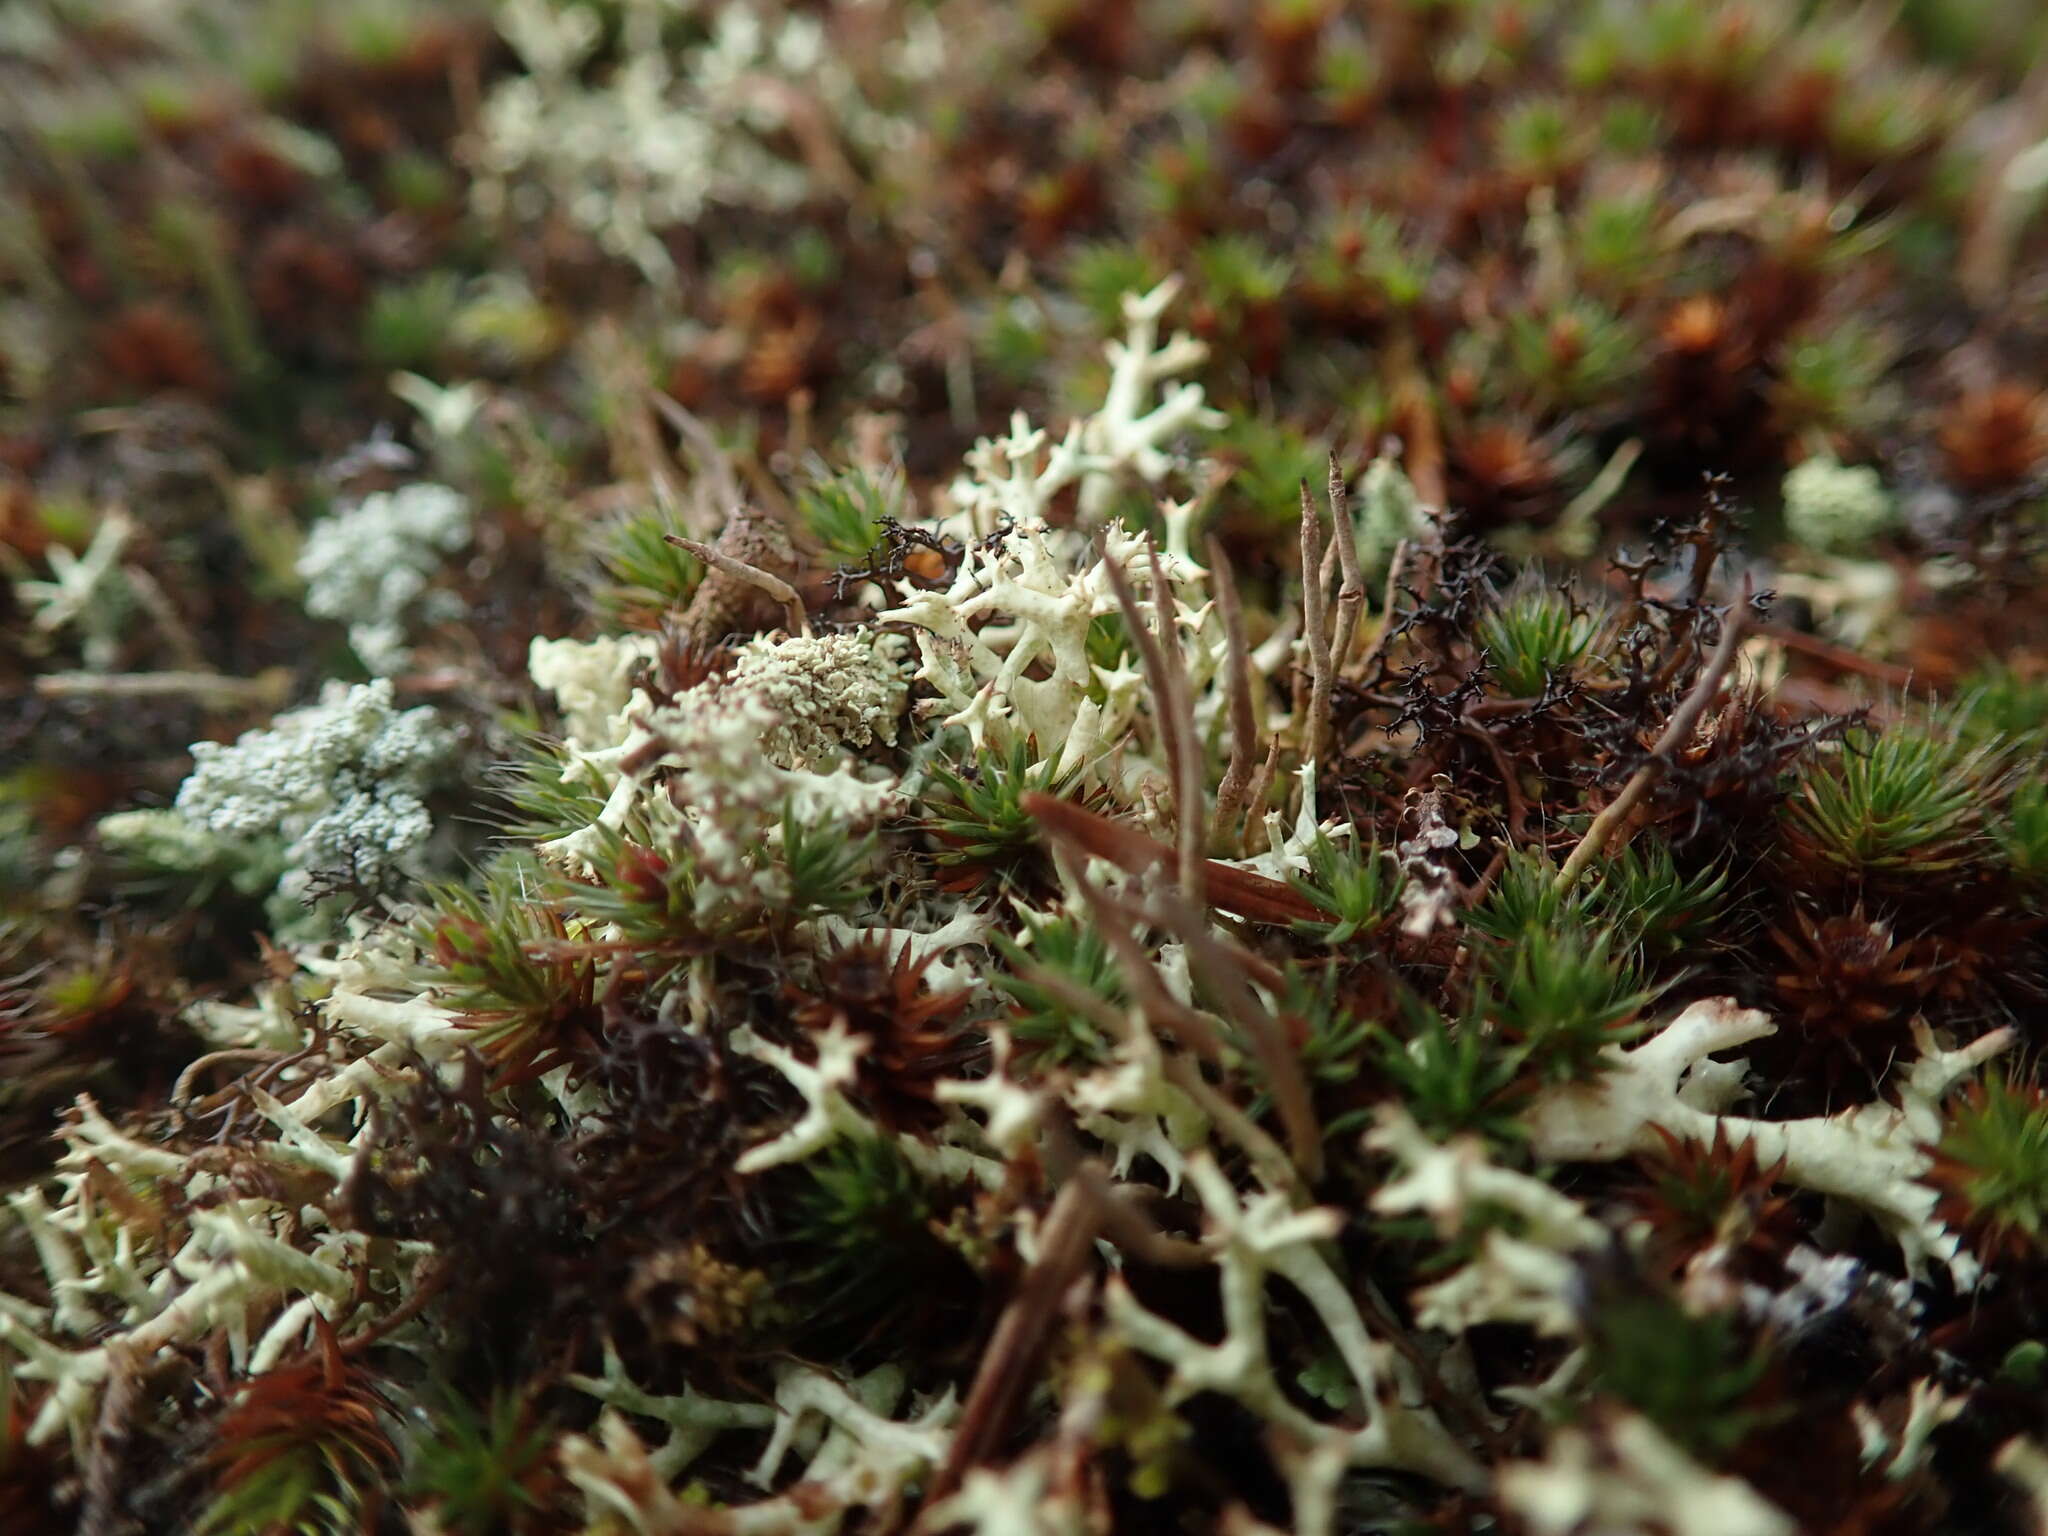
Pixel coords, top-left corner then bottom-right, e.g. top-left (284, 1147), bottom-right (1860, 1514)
top-left (1207, 537), bottom-right (1260, 852)
top-left (1299, 480), bottom-right (1335, 764)
top-left (926, 1177), bottom-right (1100, 1503)
top-left (1327, 452), bottom-right (1366, 675)
top-left (664, 533), bottom-right (808, 636)
top-left (1138, 885), bottom-right (1324, 1182)
top-left (601, 342), bottom-right (687, 521)
top-left (646, 389), bottom-right (742, 524)
top-left (1002, 962), bottom-right (1230, 1253)
top-left (1148, 538), bottom-right (1206, 899)
top-left (1160, 1054), bottom-right (1303, 1199)
top-left (1553, 581), bottom-right (1754, 895)
top-left (1355, 1278), bottom-right (1511, 1462)
top-left (1024, 793), bottom-right (1319, 927)
top-left (81, 1341), bottom-right (142, 1536)
top-left (123, 564), bottom-right (212, 673)
top-left (1103, 537), bottom-right (1199, 892)
top-left (36, 669), bottom-right (293, 709)
top-left (1243, 736), bottom-right (1283, 843)
top-left (1072, 1163), bottom-right (1209, 1268)
top-left (1061, 854), bottom-right (1228, 1063)
top-left (1011, 951), bottom-right (1137, 1052)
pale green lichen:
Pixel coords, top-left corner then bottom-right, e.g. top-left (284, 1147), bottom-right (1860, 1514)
top-left (1782, 453), bottom-right (1896, 555)
top-left (295, 481), bottom-right (471, 675)
top-left (102, 679), bottom-right (452, 933)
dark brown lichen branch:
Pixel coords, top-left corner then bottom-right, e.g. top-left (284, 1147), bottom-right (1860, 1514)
top-left (1552, 579), bottom-right (1755, 896)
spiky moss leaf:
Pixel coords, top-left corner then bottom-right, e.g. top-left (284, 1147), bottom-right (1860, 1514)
top-left (196, 1349), bottom-right (398, 1536)
top-left (412, 860), bottom-right (598, 1086)
top-left (361, 273), bottom-right (461, 373)
top-left (1474, 581), bottom-right (1608, 697)
top-left (490, 731), bottom-right (614, 845)
top-left (401, 1388), bottom-right (555, 1536)
top-left (1492, 94), bottom-right (1585, 182)
top-left (1955, 663), bottom-right (2048, 752)
top-left (1289, 831), bottom-right (1404, 946)
top-left (1192, 233), bottom-right (1290, 316)
top-left (583, 507), bottom-right (704, 629)
top-left (1479, 923), bottom-right (1666, 1086)
top-left (1369, 997), bottom-right (1529, 1150)
top-left (1467, 848), bottom-right (1578, 942)
top-left (1929, 1073), bottom-right (2048, 1261)
top-left (1243, 965), bottom-right (1376, 1142)
top-left (1769, 318), bottom-right (1899, 439)
top-left (783, 1136), bottom-right (965, 1342)
top-left (1780, 720), bottom-right (2001, 876)
top-left (1065, 241), bottom-right (1167, 332)
top-left (558, 826), bottom-right (703, 969)
top-left (1628, 1126), bottom-right (1789, 1261)
top-left (924, 735), bottom-right (1085, 871)
top-left (1313, 34), bottom-right (1377, 115)
top-left (1574, 188), bottom-right (1666, 292)
top-left (1084, 611), bottom-right (1134, 675)
top-left (1998, 778), bottom-right (2048, 892)
top-left (1586, 839), bottom-right (1729, 961)
top-left (1212, 414), bottom-right (1322, 528)
top-left (978, 296), bottom-right (1052, 388)
top-left (1307, 210), bottom-right (1433, 310)
top-left (796, 462), bottom-right (907, 564)
top-left (992, 911), bottom-right (1124, 1068)
top-left (778, 804), bottom-right (879, 920)
top-left (1583, 1286), bottom-right (1776, 1463)
top-left (1470, 841), bottom-right (1724, 967)
top-left (1504, 298), bottom-right (1645, 413)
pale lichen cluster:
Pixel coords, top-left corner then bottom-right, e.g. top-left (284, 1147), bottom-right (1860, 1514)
top-left (98, 677), bottom-right (453, 932)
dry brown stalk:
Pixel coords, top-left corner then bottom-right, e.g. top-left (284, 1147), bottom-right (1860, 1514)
top-left (664, 532), bottom-right (809, 636)
top-left (1299, 479), bottom-right (1335, 765)
top-left (1207, 536), bottom-right (1260, 852)
top-left (1328, 452), bottom-right (1366, 674)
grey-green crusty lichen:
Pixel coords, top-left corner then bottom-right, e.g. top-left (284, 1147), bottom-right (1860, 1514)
top-left (295, 481), bottom-right (472, 675)
top-left (714, 628), bottom-right (910, 771)
top-left (101, 678), bottom-right (452, 933)
top-left (1781, 453), bottom-right (1897, 555)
